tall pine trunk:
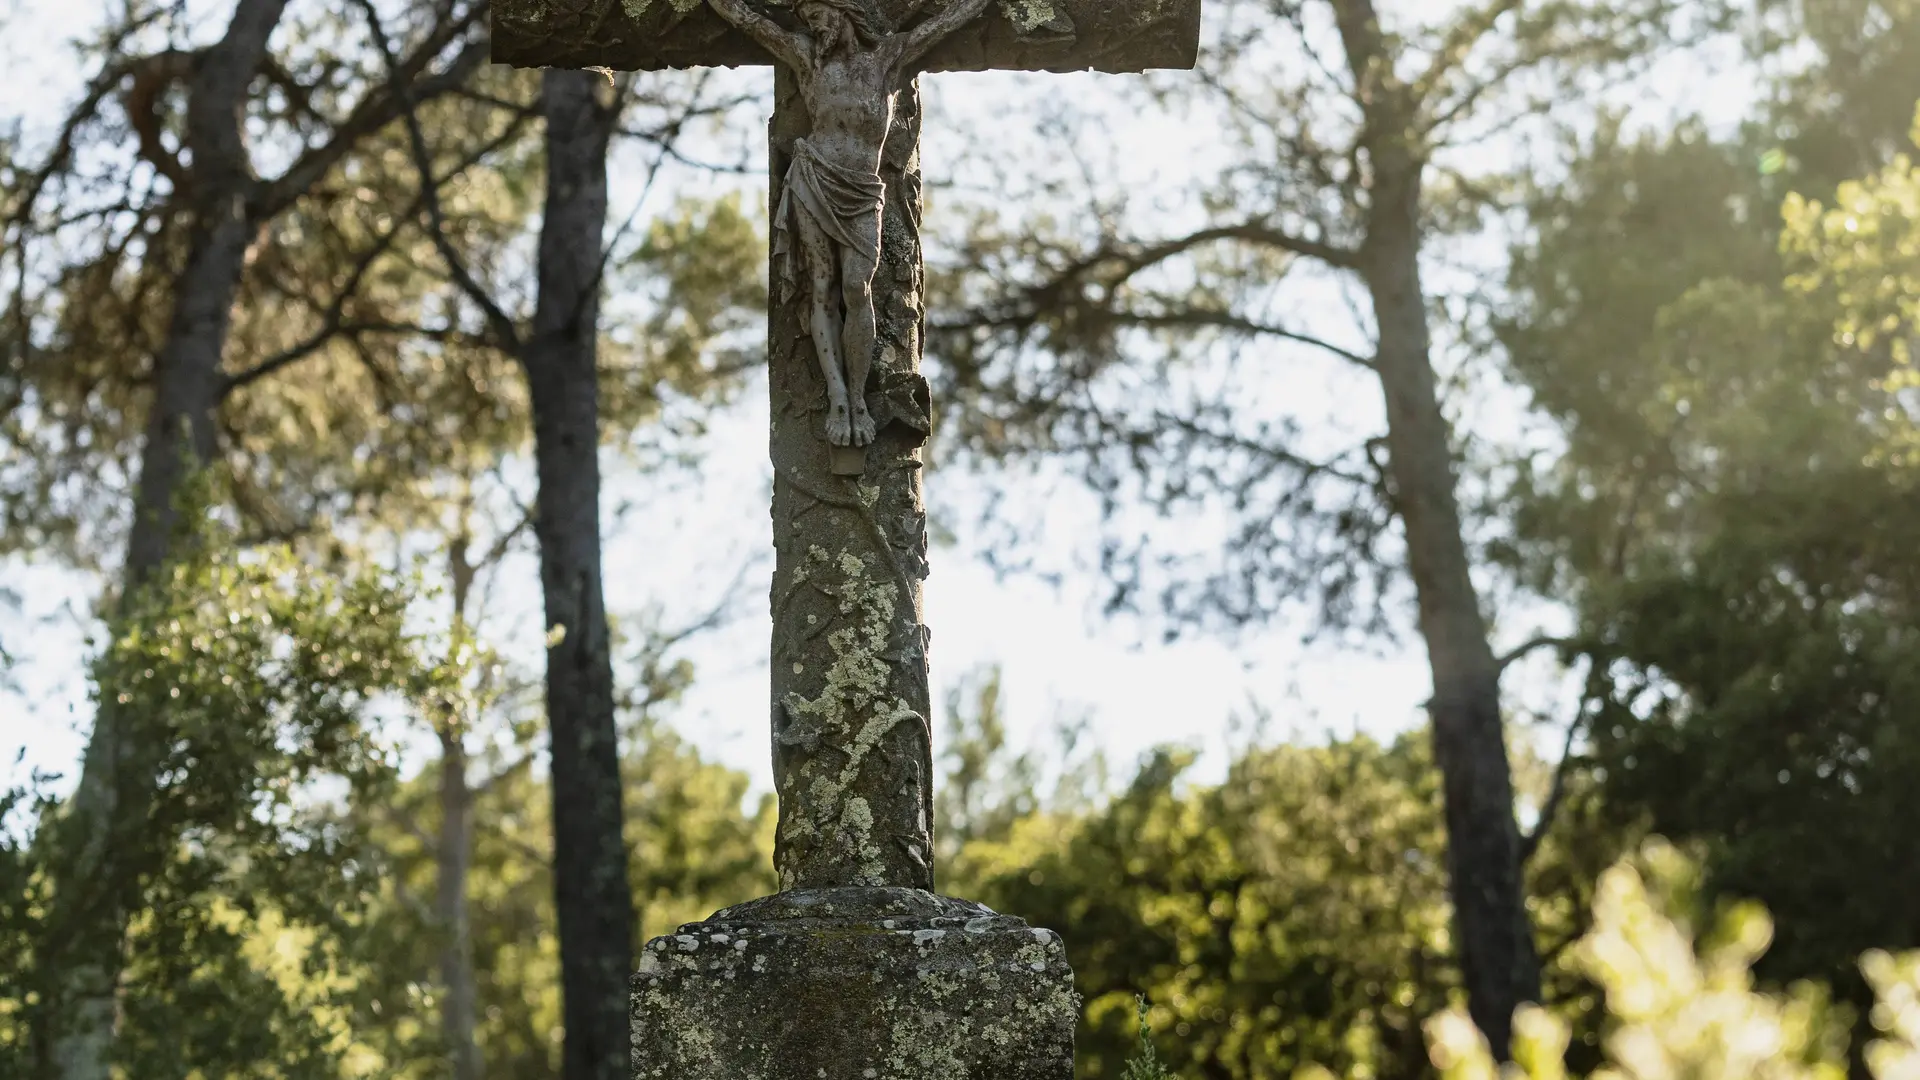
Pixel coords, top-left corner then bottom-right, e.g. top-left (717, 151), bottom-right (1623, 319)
top-left (42, 4), bottom-right (290, 1076)
top-left (1365, 138), bottom-right (1541, 1068)
top-left (522, 68), bottom-right (635, 1080)
top-left (437, 524), bottom-right (484, 1080)
top-left (436, 725), bottom-right (483, 1080)
top-left (1332, 0), bottom-right (1541, 1054)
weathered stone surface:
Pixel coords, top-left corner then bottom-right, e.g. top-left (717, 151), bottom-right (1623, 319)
top-left (630, 888), bottom-right (1078, 1079)
top-left (766, 72), bottom-right (936, 894)
top-left (491, 0), bottom-right (1202, 73)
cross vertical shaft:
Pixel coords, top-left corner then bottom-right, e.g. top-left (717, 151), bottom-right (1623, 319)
top-left (767, 69), bottom-right (937, 893)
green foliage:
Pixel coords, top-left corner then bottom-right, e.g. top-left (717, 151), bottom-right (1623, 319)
top-left (619, 193), bottom-right (765, 399)
top-left (1421, 842), bottom-right (1869, 1080)
top-left (0, 5), bottom-right (540, 565)
top-left (1504, 90), bottom-right (1920, 1015)
top-left (341, 721), bottom-right (775, 1079)
top-left (935, 666), bottom-right (1050, 863)
top-left (0, 783), bottom-right (49, 1071)
top-left (1102, 842), bottom-right (1920, 1080)
top-left (3, 522), bottom-right (442, 1077)
top-left (1781, 103), bottom-right (1920, 461)
top-left (104, 552), bottom-right (418, 829)
top-left (1122, 996), bottom-right (1177, 1080)
top-left (0, 530), bottom-right (777, 1080)
top-left (1498, 0), bottom-right (1920, 1045)
top-left (101, 555), bottom-right (419, 1078)
top-left (954, 736), bottom-right (1465, 1080)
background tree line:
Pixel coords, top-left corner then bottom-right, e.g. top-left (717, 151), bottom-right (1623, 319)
top-left (3, 0), bottom-right (1919, 1077)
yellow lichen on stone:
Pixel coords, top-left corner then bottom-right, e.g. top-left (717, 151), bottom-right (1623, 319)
top-left (840, 796), bottom-right (889, 884)
top-left (619, 0), bottom-right (652, 20)
top-left (998, 0), bottom-right (1057, 33)
top-left (777, 550), bottom-right (905, 867)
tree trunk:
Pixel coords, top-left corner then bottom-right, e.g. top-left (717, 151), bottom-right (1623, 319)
top-left (436, 725), bottom-right (483, 1080)
top-left (1364, 162), bottom-right (1541, 1058)
top-left (767, 69), bottom-right (937, 893)
top-left (522, 67), bottom-right (635, 1080)
top-left (1326, 0), bottom-right (1541, 1053)
top-left (438, 525), bottom-right (483, 1080)
top-left (42, 4), bottom-right (288, 1077)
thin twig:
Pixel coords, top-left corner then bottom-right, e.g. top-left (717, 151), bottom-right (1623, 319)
top-left (351, 0), bottom-right (519, 348)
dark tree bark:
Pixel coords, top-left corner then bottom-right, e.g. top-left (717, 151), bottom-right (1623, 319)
top-left (123, 0), bottom-right (289, 581)
top-left (1365, 198), bottom-right (1540, 1057)
top-left (437, 528), bottom-right (484, 1080)
top-left (1332, 0), bottom-right (1541, 1055)
top-left (522, 67), bottom-right (636, 1080)
top-left (42, 5), bottom-right (291, 1077)
top-left (435, 723), bottom-right (483, 1080)
top-left (767, 69), bottom-right (937, 893)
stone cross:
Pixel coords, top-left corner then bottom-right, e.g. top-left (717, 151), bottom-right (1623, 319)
top-left (494, 2), bottom-right (1198, 1076)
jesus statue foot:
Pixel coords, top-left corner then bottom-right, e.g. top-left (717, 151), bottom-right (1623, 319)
top-left (851, 404), bottom-right (876, 447)
top-left (825, 403), bottom-right (854, 446)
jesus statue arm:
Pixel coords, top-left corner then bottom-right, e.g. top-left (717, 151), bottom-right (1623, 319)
top-left (705, 0), bottom-right (812, 71)
top-left (894, 0), bottom-right (997, 67)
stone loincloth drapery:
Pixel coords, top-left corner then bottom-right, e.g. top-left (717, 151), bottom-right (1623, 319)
top-left (773, 137), bottom-right (886, 303)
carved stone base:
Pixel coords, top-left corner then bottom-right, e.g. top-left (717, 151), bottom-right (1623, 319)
top-left (630, 888), bottom-right (1078, 1080)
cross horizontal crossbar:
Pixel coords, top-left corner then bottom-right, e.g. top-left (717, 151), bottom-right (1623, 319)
top-left (491, 0), bottom-right (1200, 73)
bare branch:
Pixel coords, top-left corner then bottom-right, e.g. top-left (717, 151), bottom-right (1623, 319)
top-left (1521, 703), bottom-right (1586, 864)
top-left (475, 499), bottom-right (539, 571)
top-left (123, 49), bottom-right (201, 192)
top-left (1495, 634), bottom-right (1573, 674)
top-left (474, 750), bottom-right (536, 797)
top-left (386, 801), bottom-right (436, 851)
top-left (258, 7), bottom-right (489, 218)
top-left (221, 106), bottom-right (538, 393)
top-left (4, 11), bottom-right (165, 237)
top-left (1094, 308), bottom-right (1376, 369)
top-left (1153, 411), bottom-right (1377, 487)
top-left (1410, 0), bottom-right (1526, 107)
top-left (350, 0), bottom-right (520, 350)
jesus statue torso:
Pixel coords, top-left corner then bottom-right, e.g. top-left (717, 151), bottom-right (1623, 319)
top-left (796, 37), bottom-right (900, 172)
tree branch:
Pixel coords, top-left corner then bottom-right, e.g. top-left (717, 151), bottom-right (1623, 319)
top-left (1104, 308), bottom-right (1376, 370)
top-left (1411, 0), bottom-right (1526, 106)
top-left (123, 49), bottom-right (202, 192)
top-left (4, 11), bottom-right (165, 239)
top-left (1139, 219), bottom-right (1363, 274)
top-left (257, 8), bottom-right (488, 219)
top-left (1521, 649), bottom-right (1612, 864)
top-left (351, 0), bottom-right (521, 351)
top-left (1495, 634), bottom-right (1573, 674)
top-left (1520, 705), bottom-right (1586, 864)
top-left (473, 750), bottom-right (536, 797)
top-left (220, 106), bottom-right (536, 394)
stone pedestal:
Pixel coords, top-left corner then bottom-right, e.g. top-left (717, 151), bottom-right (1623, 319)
top-left (630, 888), bottom-right (1077, 1079)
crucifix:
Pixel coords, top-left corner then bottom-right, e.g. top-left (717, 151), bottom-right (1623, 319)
top-left (494, 1), bottom-right (1198, 1076)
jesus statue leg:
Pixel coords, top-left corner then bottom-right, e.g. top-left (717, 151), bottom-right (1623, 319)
top-left (794, 206), bottom-right (855, 445)
top-left (839, 244), bottom-right (880, 446)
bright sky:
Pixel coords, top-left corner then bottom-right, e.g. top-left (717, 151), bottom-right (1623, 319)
top-left (0, 0), bottom-right (1761, 804)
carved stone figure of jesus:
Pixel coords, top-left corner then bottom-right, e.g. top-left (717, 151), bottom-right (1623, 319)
top-left (707, 0), bottom-right (993, 447)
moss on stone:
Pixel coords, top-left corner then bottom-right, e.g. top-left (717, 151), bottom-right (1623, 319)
top-left (998, 0), bottom-right (1059, 33)
top-left (631, 889), bottom-right (1077, 1079)
top-left (776, 548), bottom-right (915, 887)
